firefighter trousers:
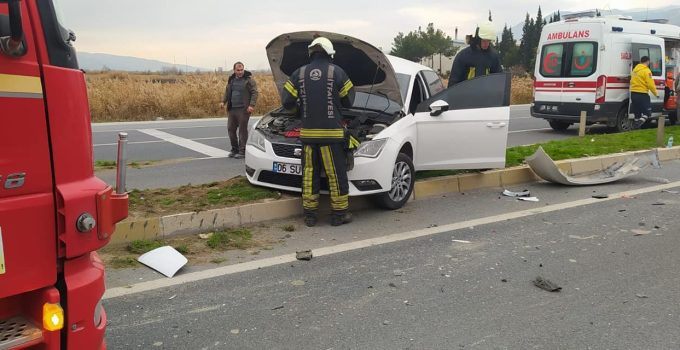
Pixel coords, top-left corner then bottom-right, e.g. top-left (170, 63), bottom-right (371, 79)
top-left (302, 143), bottom-right (349, 212)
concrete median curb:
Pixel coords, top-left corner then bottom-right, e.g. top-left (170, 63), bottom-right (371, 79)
top-left (112, 146), bottom-right (680, 244)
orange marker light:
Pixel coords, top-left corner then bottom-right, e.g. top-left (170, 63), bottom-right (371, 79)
top-left (43, 303), bottom-right (64, 331)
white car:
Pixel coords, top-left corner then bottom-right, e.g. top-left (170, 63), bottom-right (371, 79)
top-left (246, 31), bottom-right (511, 209)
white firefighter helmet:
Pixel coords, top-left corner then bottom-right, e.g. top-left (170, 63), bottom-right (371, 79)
top-left (308, 37), bottom-right (336, 58)
top-left (476, 21), bottom-right (496, 41)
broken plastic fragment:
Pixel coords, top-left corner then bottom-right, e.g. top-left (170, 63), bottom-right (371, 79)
top-left (137, 246), bottom-right (188, 278)
top-left (533, 276), bottom-right (561, 292)
top-left (502, 189), bottom-right (531, 197)
top-left (517, 197), bottom-right (539, 202)
top-left (526, 146), bottom-right (659, 186)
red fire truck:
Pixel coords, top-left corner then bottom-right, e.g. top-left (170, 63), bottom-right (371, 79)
top-left (0, 0), bottom-right (128, 348)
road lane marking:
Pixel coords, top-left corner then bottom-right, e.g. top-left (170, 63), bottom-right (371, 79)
top-left (94, 136), bottom-right (225, 147)
top-left (92, 117), bottom-right (261, 133)
top-left (103, 180), bottom-right (680, 300)
top-left (139, 129), bottom-right (229, 158)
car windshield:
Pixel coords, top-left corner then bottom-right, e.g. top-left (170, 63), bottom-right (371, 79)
top-left (351, 92), bottom-right (401, 114)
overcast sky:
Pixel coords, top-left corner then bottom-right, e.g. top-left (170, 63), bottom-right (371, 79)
top-left (59, 0), bottom-right (677, 70)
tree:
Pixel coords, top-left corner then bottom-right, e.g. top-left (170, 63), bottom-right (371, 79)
top-left (498, 25), bottom-right (520, 67)
top-left (390, 23), bottom-right (455, 62)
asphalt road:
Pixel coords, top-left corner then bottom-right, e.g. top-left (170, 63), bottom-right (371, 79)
top-left (103, 160), bottom-right (680, 349)
top-left (91, 105), bottom-right (588, 189)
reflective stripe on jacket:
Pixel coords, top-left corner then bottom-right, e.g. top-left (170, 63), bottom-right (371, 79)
top-left (282, 55), bottom-right (355, 143)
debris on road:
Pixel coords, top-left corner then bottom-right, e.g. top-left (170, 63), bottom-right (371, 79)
top-left (393, 270), bottom-right (405, 277)
top-left (533, 276), bottom-right (562, 292)
top-left (651, 202), bottom-right (666, 206)
top-left (592, 194), bottom-right (609, 199)
top-left (661, 189), bottom-right (679, 194)
top-left (271, 305), bottom-right (284, 310)
top-left (296, 250), bottom-right (313, 261)
top-left (388, 283), bottom-right (397, 288)
top-left (631, 229), bottom-right (652, 236)
top-left (517, 197), bottom-right (540, 202)
top-left (636, 294), bottom-right (649, 299)
top-left (383, 320), bottom-right (391, 326)
top-left (291, 280), bottom-right (306, 286)
top-left (526, 146), bottom-right (659, 186)
top-left (502, 189), bottom-right (531, 197)
top-left (168, 294), bottom-right (177, 300)
top-left (501, 279), bottom-right (508, 283)
top-left (645, 177), bottom-right (670, 184)
top-left (137, 246), bottom-right (188, 278)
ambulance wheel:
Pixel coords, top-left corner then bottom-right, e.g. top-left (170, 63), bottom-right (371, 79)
top-left (613, 106), bottom-right (634, 132)
top-left (374, 153), bottom-right (414, 210)
top-left (670, 111), bottom-right (678, 125)
top-left (548, 121), bottom-right (571, 131)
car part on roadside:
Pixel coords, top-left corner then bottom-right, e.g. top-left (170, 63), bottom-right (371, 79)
top-left (295, 250), bottom-right (313, 261)
top-left (502, 189), bottom-right (531, 197)
top-left (526, 146), bottom-right (660, 185)
top-left (137, 246), bottom-right (188, 278)
top-left (533, 276), bottom-right (562, 292)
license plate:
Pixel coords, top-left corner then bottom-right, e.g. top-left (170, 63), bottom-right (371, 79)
top-left (0, 227), bottom-right (5, 275)
top-left (273, 162), bottom-right (302, 175)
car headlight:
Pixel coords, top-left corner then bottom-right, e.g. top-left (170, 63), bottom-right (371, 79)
top-left (247, 129), bottom-right (266, 152)
top-left (354, 138), bottom-right (387, 158)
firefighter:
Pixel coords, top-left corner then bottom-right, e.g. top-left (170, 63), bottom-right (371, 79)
top-left (630, 56), bottom-right (659, 128)
top-left (282, 37), bottom-right (356, 227)
top-left (447, 20), bottom-right (502, 87)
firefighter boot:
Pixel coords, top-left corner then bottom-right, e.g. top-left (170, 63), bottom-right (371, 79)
top-left (331, 211), bottom-right (353, 226)
top-left (304, 210), bottom-right (318, 227)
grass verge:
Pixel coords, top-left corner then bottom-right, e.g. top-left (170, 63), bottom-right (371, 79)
top-left (127, 176), bottom-right (279, 218)
top-left (206, 228), bottom-right (254, 250)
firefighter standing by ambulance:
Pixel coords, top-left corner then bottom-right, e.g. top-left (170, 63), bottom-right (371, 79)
top-left (282, 37), bottom-right (356, 227)
top-left (448, 21), bottom-right (502, 87)
top-left (630, 56), bottom-right (659, 128)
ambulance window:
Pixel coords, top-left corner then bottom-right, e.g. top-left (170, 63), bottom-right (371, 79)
top-left (570, 43), bottom-right (595, 76)
top-left (648, 46), bottom-right (663, 77)
top-left (540, 44), bottom-right (564, 77)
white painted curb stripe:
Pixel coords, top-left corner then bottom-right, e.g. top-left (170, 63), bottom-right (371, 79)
top-left (103, 180), bottom-right (680, 300)
top-left (139, 129), bottom-right (229, 158)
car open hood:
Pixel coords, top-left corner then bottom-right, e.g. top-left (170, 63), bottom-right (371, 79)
top-left (266, 31), bottom-right (403, 107)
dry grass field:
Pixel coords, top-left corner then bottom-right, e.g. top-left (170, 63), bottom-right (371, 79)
top-left (86, 72), bottom-right (534, 122)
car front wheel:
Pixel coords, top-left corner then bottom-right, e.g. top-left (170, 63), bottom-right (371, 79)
top-left (374, 153), bottom-right (414, 210)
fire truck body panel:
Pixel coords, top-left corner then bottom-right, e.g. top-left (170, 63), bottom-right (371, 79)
top-left (1, 1), bottom-right (128, 349)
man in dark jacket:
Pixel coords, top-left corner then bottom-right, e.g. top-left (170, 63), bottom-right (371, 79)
top-left (281, 37), bottom-right (356, 227)
top-left (220, 61), bottom-right (258, 158)
top-left (448, 21), bottom-right (502, 87)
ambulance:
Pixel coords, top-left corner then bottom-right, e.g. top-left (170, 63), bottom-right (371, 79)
top-left (531, 14), bottom-right (680, 132)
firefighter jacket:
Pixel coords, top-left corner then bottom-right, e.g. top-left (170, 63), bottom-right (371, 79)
top-left (282, 55), bottom-right (355, 143)
top-left (630, 63), bottom-right (658, 97)
top-left (447, 44), bottom-right (502, 87)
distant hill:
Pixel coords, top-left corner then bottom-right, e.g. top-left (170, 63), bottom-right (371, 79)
top-left (508, 5), bottom-right (680, 40)
top-left (77, 52), bottom-right (209, 72)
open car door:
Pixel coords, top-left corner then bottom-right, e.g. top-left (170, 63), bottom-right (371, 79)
top-left (413, 73), bottom-right (511, 170)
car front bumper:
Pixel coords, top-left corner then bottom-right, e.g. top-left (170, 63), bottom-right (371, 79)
top-left (245, 140), bottom-right (395, 196)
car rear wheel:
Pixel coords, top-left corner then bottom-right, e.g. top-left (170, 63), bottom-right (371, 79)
top-left (374, 153), bottom-right (414, 210)
top-left (548, 120), bottom-right (571, 131)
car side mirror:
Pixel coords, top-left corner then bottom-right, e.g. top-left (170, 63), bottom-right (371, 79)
top-left (429, 100), bottom-right (449, 116)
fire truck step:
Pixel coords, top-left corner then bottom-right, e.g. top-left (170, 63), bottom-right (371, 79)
top-left (0, 316), bottom-right (43, 350)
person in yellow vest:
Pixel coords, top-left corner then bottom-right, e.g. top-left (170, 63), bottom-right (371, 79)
top-left (630, 56), bottom-right (659, 129)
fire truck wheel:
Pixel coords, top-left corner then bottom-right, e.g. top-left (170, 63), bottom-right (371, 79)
top-left (548, 121), bottom-right (571, 131)
top-left (613, 106), bottom-right (634, 133)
